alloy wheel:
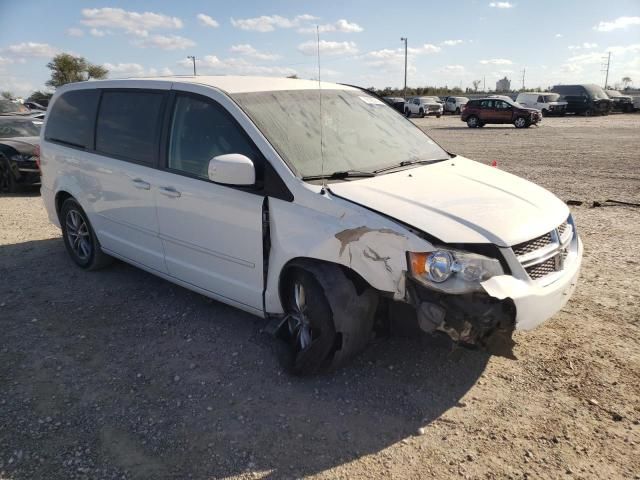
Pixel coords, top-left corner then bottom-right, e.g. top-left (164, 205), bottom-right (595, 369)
top-left (65, 209), bottom-right (92, 261)
top-left (514, 117), bottom-right (526, 128)
top-left (287, 282), bottom-right (314, 351)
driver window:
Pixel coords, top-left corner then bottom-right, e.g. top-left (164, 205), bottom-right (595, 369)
top-left (168, 94), bottom-right (261, 180)
top-left (496, 101), bottom-right (509, 110)
top-left (537, 95), bottom-right (545, 103)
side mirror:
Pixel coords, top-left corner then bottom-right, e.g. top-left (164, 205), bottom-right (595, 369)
top-left (208, 154), bottom-right (255, 186)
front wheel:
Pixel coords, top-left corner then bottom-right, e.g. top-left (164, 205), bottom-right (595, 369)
top-left (455, 107), bottom-right (460, 114)
top-left (281, 269), bottom-right (337, 375)
top-left (466, 116), bottom-right (479, 128)
top-left (405, 108), bottom-right (411, 118)
top-left (0, 156), bottom-right (17, 193)
top-left (514, 116), bottom-right (528, 128)
top-left (419, 108), bottom-right (425, 118)
top-left (60, 198), bottom-right (113, 270)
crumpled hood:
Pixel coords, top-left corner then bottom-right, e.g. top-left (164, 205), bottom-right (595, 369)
top-left (329, 157), bottom-right (569, 247)
top-left (1, 136), bottom-right (39, 154)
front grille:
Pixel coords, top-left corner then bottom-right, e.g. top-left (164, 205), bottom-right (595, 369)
top-left (526, 257), bottom-right (557, 280)
top-left (512, 217), bottom-right (574, 281)
top-left (513, 233), bottom-right (553, 257)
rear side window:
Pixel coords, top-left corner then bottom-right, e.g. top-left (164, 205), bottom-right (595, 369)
top-left (96, 91), bottom-right (165, 165)
top-left (45, 90), bottom-right (99, 149)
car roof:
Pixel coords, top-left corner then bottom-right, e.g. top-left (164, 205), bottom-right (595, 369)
top-left (57, 75), bottom-right (358, 95)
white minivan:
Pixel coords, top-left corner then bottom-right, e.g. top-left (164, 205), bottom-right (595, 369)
top-left (515, 92), bottom-right (568, 116)
top-left (40, 76), bottom-right (582, 374)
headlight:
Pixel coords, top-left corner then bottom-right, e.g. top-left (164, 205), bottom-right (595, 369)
top-left (10, 154), bottom-right (36, 162)
top-left (408, 249), bottom-right (504, 294)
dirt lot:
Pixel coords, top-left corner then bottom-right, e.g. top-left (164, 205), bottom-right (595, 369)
top-left (1, 113), bottom-right (639, 480)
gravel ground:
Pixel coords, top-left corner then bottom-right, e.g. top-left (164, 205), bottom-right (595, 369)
top-left (1, 113), bottom-right (639, 480)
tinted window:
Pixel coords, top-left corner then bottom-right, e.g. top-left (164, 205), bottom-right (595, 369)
top-left (96, 91), bottom-right (164, 165)
top-left (45, 90), bottom-right (99, 148)
top-left (480, 100), bottom-right (493, 108)
top-left (168, 94), bottom-right (261, 180)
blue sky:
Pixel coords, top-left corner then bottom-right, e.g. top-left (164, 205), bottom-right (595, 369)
top-left (1, 0), bottom-right (639, 97)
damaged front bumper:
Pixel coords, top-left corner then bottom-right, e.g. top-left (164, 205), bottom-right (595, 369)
top-left (402, 237), bottom-right (583, 355)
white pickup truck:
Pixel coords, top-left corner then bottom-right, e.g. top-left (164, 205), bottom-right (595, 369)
top-left (404, 96), bottom-right (443, 118)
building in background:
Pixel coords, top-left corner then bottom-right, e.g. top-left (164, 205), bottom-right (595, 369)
top-left (496, 77), bottom-right (511, 92)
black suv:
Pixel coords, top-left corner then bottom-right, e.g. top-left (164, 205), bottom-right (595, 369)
top-left (550, 84), bottom-right (612, 116)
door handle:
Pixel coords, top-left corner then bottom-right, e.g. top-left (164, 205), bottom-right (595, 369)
top-left (132, 178), bottom-right (151, 190)
top-left (159, 186), bottom-right (181, 198)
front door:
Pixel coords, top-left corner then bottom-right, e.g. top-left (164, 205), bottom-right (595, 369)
top-left (493, 100), bottom-right (514, 123)
top-left (154, 90), bottom-right (265, 313)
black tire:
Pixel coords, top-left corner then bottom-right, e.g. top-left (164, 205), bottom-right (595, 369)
top-left (541, 109), bottom-right (548, 117)
top-left (278, 265), bottom-right (377, 375)
top-left (514, 116), bottom-right (529, 128)
top-left (419, 108), bottom-right (425, 118)
top-left (466, 116), bottom-right (479, 128)
top-left (405, 108), bottom-right (411, 118)
top-left (477, 122), bottom-right (486, 127)
top-left (60, 198), bottom-right (113, 270)
top-left (436, 114), bottom-right (441, 118)
top-left (280, 268), bottom-right (337, 375)
top-left (584, 109), bottom-right (592, 117)
top-left (0, 155), bottom-right (17, 194)
top-left (455, 107), bottom-right (460, 114)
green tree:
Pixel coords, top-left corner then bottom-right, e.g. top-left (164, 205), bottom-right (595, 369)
top-left (46, 53), bottom-right (108, 88)
top-left (27, 90), bottom-right (53, 104)
top-left (472, 80), bottom-right (481, 92)
top-left (622, 76), bottom-right (632, 89)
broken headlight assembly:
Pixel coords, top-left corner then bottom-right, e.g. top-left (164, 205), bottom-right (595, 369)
top-left (408, 249), bottom-right (504, 294)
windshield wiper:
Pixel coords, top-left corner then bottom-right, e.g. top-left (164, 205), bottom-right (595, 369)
top-left (374, 158), bottom-right (448, 174)
top-left (302, 170), bottom-right (376, 181)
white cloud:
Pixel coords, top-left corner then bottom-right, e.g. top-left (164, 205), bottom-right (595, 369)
top-left (104, 63), bottom-right (174, 78)
top-left (178, 55), bottom-right (296, 76)
top-left (230, 44), bottom-right (280, 61)
top-left (568, 42), bottom-right (598, 50)
top-left (479, 58), bottom-right (513, 65)
top-left (90, 28), bottom-right (106, 37)
top-left (66, 28), bottom-right (84, 37)
top-left (363, 44), bottom-right (440, 71)
top-left (439, 65), bottom-right (466, 73)
top-left (133, 34), bottom-right (195, 50)
top-left (0, 76), bottom-right (34, 97)
top-left (0, 56), bottom-right (14, 67)
top-left (2, 42), bottom-right (59, 57)
top-left (81, 7), bottom-right (183, 37)
top-left (298, 19), bottom-right (363, 34)
top-left (410, 44), bottom-right (441, 54)
top-left (197, 13), bottom-right (219, 28)
top-left (593, 16), bottom-right (640, 32)
top-left (489, 2), bottom-right (514, 8)
top-left (441, 39), bottom-right (463, 46)
top-left (298, 40), bottom-right (358, 56)
top-left (231, 14), bottom-right (318, 32)
top-left (555, 33), bottom-right (563, 38)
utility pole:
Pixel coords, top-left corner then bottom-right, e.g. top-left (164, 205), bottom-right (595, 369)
top-left (602, 52), bottom-right (611, 89)
top-left (187, 55), bottom-right (196, 76)
top-left (521, 68), bottom-right (526, 90)
top-left (483, 76), bottom-right (486, 92)
top-left (400, 37), bottom-right (408, 100)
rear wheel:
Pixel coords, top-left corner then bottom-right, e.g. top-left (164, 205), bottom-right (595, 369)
top-left (466, 115), bottom-right (479, 128)
top-left (514, 116), bottom-right (528, 128)
top-left (419, 108), bottom-right (425, 118)
top-left (60, 198), bottom-right (113, 270)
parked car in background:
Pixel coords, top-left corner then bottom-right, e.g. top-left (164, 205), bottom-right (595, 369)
top-left (462, 98), bottom-right (542, 128)
top-left (605, 90), bottom-right (634, 113)
top-left (404, 96), bottom-right (443, 118)
top-left (550, 84), bottom-right (612, 116)
top-left (40, 76), bottom-right (582, 374)
top-left (0, 116), bottom-right (41, 193)
top-left (382, 96), bottom-right (406, 113)
top-left (444, 96), bottom-right (469, 114)
top-left (515, 92), bottom-right (567, 116)
top-left (24, 101), bottom-right (48, 111)
top-left (0, 99), bottom-right (31, 116)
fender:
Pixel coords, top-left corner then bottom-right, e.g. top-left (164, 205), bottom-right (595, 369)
top-left (263, 190), bottom-right (433, 315)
